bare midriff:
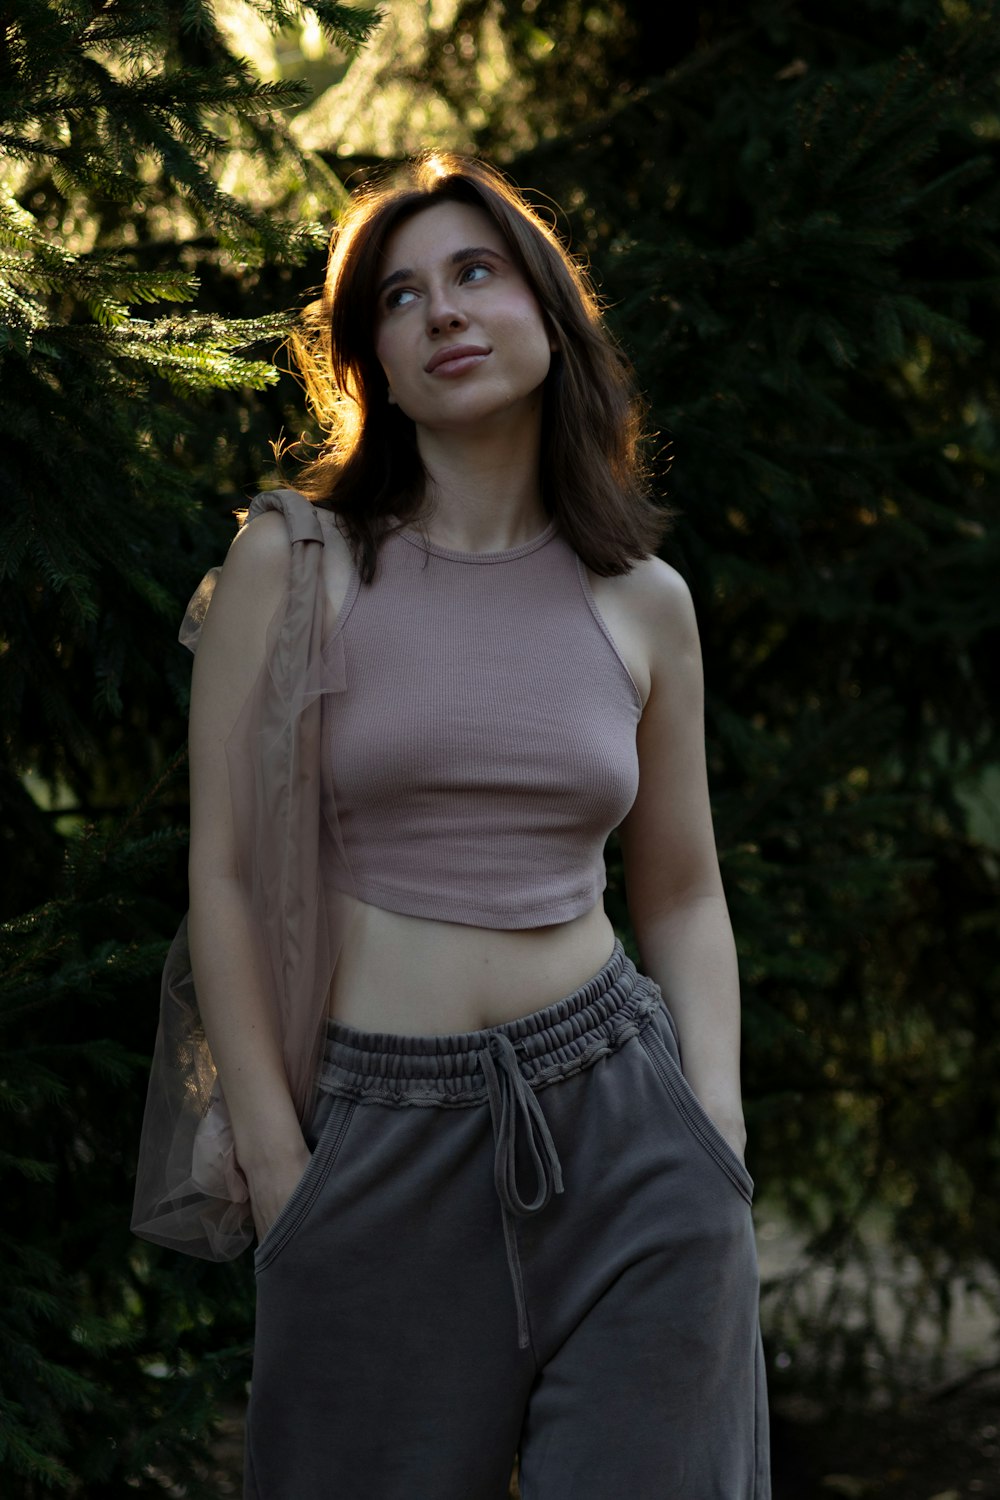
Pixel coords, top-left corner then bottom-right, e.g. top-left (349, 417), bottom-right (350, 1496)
top-left (326, 894), bottom-right (618, 1035)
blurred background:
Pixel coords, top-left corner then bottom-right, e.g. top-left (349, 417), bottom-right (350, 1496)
top-left (2, 1), bottom-right (999, 1494)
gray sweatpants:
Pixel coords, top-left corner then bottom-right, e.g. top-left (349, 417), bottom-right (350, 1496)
top-left (246, 939), bottom-right (770, 1498)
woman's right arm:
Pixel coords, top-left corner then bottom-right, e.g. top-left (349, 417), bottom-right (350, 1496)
top-left (186, 511), bottom-right (311, 1242)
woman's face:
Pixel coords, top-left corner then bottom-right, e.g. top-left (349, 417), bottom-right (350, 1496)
top-left (372, 199), bottom-right (556, 442)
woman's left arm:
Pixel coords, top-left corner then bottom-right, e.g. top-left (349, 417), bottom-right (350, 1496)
top-left (618, 558), bottom-right (746, 1162)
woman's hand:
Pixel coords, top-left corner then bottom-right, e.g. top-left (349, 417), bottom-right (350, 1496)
top-left (245, 1141), bottom-right (312, 1243)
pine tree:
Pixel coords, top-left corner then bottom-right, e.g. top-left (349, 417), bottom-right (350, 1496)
top-left (0, 2), bottom-right (379, 1492)
top-left (1, 0), bottom-right (378, 892)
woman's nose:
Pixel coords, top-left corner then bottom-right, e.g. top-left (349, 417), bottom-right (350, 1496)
top-left (426, 286), bottom-right (467, 336)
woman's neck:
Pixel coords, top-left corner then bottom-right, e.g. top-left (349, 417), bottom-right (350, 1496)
top-left (413, 420), bottom-right (548, 553)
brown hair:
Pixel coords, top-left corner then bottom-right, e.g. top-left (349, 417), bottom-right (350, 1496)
top-left (286, 151), bottom-right (672, 582)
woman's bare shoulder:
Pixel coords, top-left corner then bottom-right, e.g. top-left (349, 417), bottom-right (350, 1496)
top-left (624, 559), bottom-right (704, 727)
top-left (194, 511), bottom-right (292, 670)
top-left (222, 501), bottom-right (355, 609)
top-left (227, 508), bottom-right (293, 573)
top-left (625, 552), bottom-right (692, 607)
top-left (229, 499), bottom-right (351, 560)
top-left (594, 553), bottom-right (696, 643)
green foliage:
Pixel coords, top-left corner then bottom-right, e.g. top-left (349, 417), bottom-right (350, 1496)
top-left (0, 0), bottom-right (380, 841)
top-left (0, 1), bottom-right (381, 1491)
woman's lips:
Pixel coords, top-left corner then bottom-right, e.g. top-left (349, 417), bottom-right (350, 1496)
top-left (425, 344), bottom-right (490, 375)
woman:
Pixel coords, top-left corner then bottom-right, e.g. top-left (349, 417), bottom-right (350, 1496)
top-left (133, 152), bottom-right (770, 1499)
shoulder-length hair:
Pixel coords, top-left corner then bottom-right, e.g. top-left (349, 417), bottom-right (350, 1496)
top-left (287, 151), bottom-right (672, 582)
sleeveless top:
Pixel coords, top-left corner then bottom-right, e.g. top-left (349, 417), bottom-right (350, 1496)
top-left (321, 516), bottom-right (642, 926)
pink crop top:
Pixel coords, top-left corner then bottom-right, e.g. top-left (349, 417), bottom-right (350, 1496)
top-left (320, 516), bottom-right (643, 928)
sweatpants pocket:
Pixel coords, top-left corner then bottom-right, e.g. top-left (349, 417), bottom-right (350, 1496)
top-left (253, 1091), bottom-right (356, 1275)
top-left (638, 1003), bottom-right (754, 1205)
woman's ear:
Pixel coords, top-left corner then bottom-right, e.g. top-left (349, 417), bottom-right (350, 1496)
top-left (387, 386), bottom-right (397, 406)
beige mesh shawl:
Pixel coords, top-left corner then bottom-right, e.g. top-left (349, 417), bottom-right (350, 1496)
top-left (131, 489), bottom-right (356, 1261)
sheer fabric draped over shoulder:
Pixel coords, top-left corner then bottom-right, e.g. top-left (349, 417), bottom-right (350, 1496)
top-left (131, 489), bottom-right (357, 1261)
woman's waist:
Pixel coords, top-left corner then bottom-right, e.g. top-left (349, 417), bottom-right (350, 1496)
top-left (326, 895), bottom-right (618, 1034)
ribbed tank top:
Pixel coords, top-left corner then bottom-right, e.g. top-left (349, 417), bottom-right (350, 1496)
top-left (321, 516), bottom-right (643, 928)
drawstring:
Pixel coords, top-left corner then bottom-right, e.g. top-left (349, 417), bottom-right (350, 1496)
top-left (481, 1032), bottom-right (564, 1214)
top-left (480, 1031), bottom-right (564, 1349)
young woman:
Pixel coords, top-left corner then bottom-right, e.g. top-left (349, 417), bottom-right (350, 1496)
top-left (133, 152), bottom-right (770, 1499)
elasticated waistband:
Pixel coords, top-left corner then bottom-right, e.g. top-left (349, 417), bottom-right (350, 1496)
top-left (318, 937), bottom-right (662, 1108)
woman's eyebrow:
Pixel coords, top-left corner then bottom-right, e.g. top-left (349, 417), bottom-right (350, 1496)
top-left (376, 246), bottom-right (508, 300)
top-left (448, 245), bottom-right (508, 267)
top-left (376, 267), bottom-right (413, 299)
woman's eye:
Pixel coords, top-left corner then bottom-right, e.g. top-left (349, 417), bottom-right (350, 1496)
top-left (460, 263), bottom-right (491, 284)
top-left (385, 287), bottom-right (417, 310)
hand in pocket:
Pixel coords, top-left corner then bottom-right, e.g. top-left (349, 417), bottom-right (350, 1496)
top-left (247, 1144), bottom-right (312, 1242)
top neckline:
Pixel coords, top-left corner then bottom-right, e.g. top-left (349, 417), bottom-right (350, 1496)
top-left (396, 516), bottom-right (559, 564)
